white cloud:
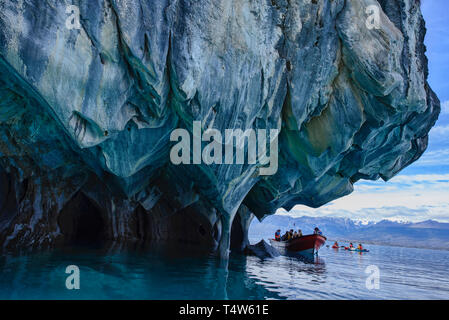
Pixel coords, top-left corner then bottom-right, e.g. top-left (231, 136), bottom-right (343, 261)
top-left (427, 124), bottom-right (449, 146)
top-left (441, 100), bottom-right (449, 114)
top-left (388, 173), bottom-right (449, 184)
top-left (413, 148), bottom-right (449, 167)
top-left (430, 124), bottom-right (449, 138)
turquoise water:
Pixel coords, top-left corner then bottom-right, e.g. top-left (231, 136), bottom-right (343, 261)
top-left (0, 241), bottom-right (448, 300)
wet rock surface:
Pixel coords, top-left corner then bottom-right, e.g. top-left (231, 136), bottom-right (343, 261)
top-left (0, 0), bottom-right (440, 256)
top-left (244, 240), bottom-right (280, 259)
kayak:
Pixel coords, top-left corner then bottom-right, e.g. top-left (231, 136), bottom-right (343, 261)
top-left (332, 245), bottom-right (339, 249)
top-left (345, 247), bottom-right (369, 252)
top-left (269, 234), bottom-right (327, 255)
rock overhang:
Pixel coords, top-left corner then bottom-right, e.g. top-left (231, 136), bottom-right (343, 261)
top-left (0, 0), bottom-right (440, 256)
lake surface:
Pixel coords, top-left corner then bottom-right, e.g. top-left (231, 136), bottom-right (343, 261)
top-left (0, 241), bottom-right (448, 299)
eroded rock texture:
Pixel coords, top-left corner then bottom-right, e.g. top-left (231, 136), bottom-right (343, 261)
top-left (0, 0), bottom-right (440, 256)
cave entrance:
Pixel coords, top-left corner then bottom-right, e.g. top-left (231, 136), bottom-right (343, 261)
top-left (58, 192), bottom-right (106, 246)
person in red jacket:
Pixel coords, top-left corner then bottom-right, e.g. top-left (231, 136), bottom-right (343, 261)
top-left (274, 229), bottom-right (281, 241)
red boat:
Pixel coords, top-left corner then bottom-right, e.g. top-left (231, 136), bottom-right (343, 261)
top-left (269, 234), bottom-right (327, 255)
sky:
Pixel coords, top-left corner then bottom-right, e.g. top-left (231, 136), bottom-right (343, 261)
top-left (282, 0), bottom-right (449, 223)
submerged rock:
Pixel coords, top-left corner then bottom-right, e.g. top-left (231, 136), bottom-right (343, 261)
top-left (244, 240), bottom-right (280, 259)
top-left (0, 0), bottom-right (440, 257)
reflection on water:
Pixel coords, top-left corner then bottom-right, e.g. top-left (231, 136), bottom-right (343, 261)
top-left (0, 241), bottom-right (448, 299)
top-left (0, 243), bottom-right (277, 300)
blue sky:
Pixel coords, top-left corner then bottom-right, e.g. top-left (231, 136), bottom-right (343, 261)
top-left (283, 1), bottom-right (449, 223)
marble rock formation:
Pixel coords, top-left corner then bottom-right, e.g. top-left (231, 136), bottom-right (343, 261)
top-left (0, 0), bottom-right (440, 257)
top-left (244, 240), bottom-right (280, 259)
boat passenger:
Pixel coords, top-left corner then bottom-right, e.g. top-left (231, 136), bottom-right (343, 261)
top-left (287, 230), bottom-right (293, 241)
top-left (281, 231), bottom-right (289, 241)
top-left (275, 229), bottom-right (281, 241)
top-left (313, 227), bottom-right (323, 236)
top-left (292, 231), bottom-right (298, 239)
top-left (297, 229), bottom-right (303, 237)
